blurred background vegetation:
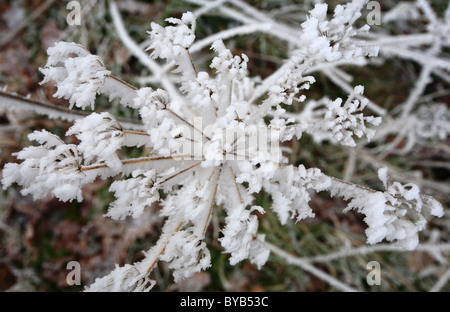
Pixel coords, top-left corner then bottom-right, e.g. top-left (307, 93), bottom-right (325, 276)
top-left (0, 0), bottom-right (449, 291)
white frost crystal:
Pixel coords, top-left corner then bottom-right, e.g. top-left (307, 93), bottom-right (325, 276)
top-left (2, 130), bottom-right (88, 202)
top-left (67, 112), bottom-right (125, 172)
top-left (331, 168), bottom-right (444, 250)
top-left (39, 42), bottom-right (111, 110)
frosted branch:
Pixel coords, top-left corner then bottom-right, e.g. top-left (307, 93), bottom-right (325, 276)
top-left (265, 242), bottom-right (359, 292)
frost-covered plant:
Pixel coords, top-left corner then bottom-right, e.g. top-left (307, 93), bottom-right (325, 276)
top-left (1, 0), bottom-right (445, 291)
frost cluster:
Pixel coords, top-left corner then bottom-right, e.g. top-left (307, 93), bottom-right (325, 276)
top-left (39, 42), bottom-right (111, 110)
top-left (415, 104), bottom-right (450, 140)
top-left (320, 86), bottom-right (382, 146)
top-left (331, 168), bottom-right (444, 250)
top-left (2, 130), bottom-right (90, 202)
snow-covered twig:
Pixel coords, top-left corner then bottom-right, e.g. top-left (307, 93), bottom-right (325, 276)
top-left (265, 242), bottom-right (359, 292)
